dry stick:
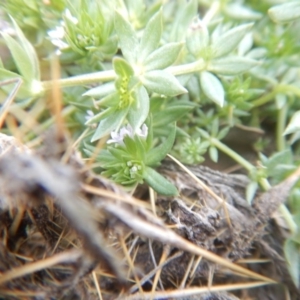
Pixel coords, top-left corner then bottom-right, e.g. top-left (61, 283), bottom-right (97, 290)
top-left (81, 183), bottom-right (151, 209)
top-left (92, 271), bottom-right (103, 300)
top-left (180, 255), bottom-right (195, 289)
top-left (125, 281), bottom-right (271, 300)
top-left (148, 240), bottom-right (164, 290)
top-left (128, 251), bottom-right (184, 294)
top-left (119, 235), bottom-right (143, 295)
top-left (167, 154), bottom-right (232, 226)
top-left (50, 55), bottom-right (64, 139)
top-left (151, 245), bottom-right (170, 296)
top-left (104, 201), bottom-right (276, 284)
top-left (0, 249), bottom-right (82, 284)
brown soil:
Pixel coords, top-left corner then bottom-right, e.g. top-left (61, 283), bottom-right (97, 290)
top-left (0, 129), bottom-right (299, 300)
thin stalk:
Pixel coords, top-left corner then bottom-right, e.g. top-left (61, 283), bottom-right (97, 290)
top-left (252, 84), bottom-right (300, 107)
top-left (42, 70), bottom-right (117, 90)
top-left (209, 137), bottom-right (254, 172)
top-left (211, 139), bottom-right (297, 235)
top-left (276, 102), bottom-right (288, 151)
top-left (42, 60), bottom-right (206, 90)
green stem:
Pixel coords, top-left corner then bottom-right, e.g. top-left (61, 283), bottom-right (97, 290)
top-left (252, 89), bottom-right (277, 107)
top-left (211, 138), bottom-right (297, 235)
top-left (209, 137), bottom-right (254, 172)
top-left (276, 102), bottom-right (288, 151)
top-left (252, 84), bottom-right (300, 107)
top-left (42, 60), bottom-right (206, 90)
top-left (42, 70), bottom-right (117, 90)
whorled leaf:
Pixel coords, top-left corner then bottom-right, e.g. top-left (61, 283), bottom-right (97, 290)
top-left (144, 42), bottom-right (183, 71)
top-left (127, 85), bottom-right (149, 132)
top-left (142, 70), bottom-right (187, 97)
top-left (200, 71), bottom-right (224, 107)
top-left (284, 111), bottom-right (300, 135)
top-left (211, 23), bottom-right (253, 59)
top-left (269, 1), bottom-right (300, 23)
top-left (146, 123), bottom-right (176, 167)
top-left (139, 9), bottom-right (162, 62)
top-left (91, 108), bottom-right (128, 142)
top-left (115, 11), bottom-right (139, 64)
top-left (208, 57), bottom-right (259, 76)
top-left (143, 166), bottom-right (178, 196)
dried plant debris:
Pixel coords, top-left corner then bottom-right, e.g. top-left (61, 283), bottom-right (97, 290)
top-left (0, 132), bottom-right (299, 299)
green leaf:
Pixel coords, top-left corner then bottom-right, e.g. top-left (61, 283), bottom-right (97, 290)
top-left (265, 149), bottom-right (293, 175)
top-left (95, 93), bottom-right (120, 108)
top-left (170, 0), bottom-right (197, 42)
top-left (139, 9), bottom-right (162, 62)
top-left (9, 17), bottom-right (40, 80)
top-left (0, 69), bottom-right (24, 96)
top-left (128, 85), bottom-right (149, 131)
top-left (113, 57), bottom-right (134, 77)
top-left (217, 126), bottom-right (230, 140)
top-left (91, 108), bottom-right (127, 142)
top-left (153, 101), bottom-right (196, 127)
top-left (209, 146), bottom-right (218, 162)
top-left (2, 32), bottom-right (35, 82)
top-left (197, 128), bottom-right (210, 139)
top-left (115, 11), bottom-right (139, 64)
top-left (224, 4), bottom-right (262, 21)
top-left (246, 181), bottom-right (258, 204)
top-left (146, 123), bottom-right (176, 166)
top-left (284, 111), bottom-right (300, 135)
top-left (85, 105), bottom-right (116, 126)
top-left (269, 1), bottom-right (300, 23)
top-left (208, 57), bottom-right (259, 75)
top-left (142, 70), bottom-right (187, 97)
top-left (211, 23), bottom-right (253, 58)
top-left (143, 166), bottom-right (178, 196)
top-left (200, 71), bottom-right (224, 107)
top-left (144, 42), bottom-right (183, 71)
top-left (83, 82), bottom-right (115, 98)
top-left (186, 18), bottom-right (209, 57)
top-left (284, 239), bottom-right (300, 288)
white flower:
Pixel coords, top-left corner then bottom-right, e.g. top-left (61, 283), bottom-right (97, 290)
top-left (47, 26), bottom-right (68, 55)
top-left (48, 26), bottom-right (65, 40)
top-left (65, 9), bottom-right (78, 25)
top-left (107, 124), bottom-right (148, 145)
top-left (85, 110), bottom-right (94, 122)
top-left (136, 123), bottom-right (148, 138)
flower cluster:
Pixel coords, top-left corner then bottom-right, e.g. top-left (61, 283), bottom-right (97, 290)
top-left (47, 9), bottom-right (78, 55)
top-left (107, 124), bottom-right (148, 145)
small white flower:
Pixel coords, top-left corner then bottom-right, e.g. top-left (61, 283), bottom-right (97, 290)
top-left (47, 26), bottom-right (69, 55)
top-left (0, 20), bottom-right (15, 35)
top-left (136, 123), bottom-right (148, 138)
top-left (48, 26), bottom-right (65, 39)
top-left (107, 130), bottom-right (124, 145)
top-left (107, 124), bottom-right (148, 145)
top-left (85, 110), bottom-right (94, 122)
top-left (65, 9), bottom-right (78, 25)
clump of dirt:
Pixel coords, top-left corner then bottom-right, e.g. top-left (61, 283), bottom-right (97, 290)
top-left (0, 129), bottom-right (299, 300)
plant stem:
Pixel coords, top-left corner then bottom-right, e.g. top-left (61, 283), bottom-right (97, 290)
top-left (42, 70), bottom-right (117, 90)
top-left (252, 84), bottom-right (300, 107)
top-left (42, 60), bottom-right (206, 90)
top-left (276, 102), bottom-right (288, 151)
top-left (211, 138), bottom-right (297, 235)
top-left (209, 137), bottom-right (254, 172)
